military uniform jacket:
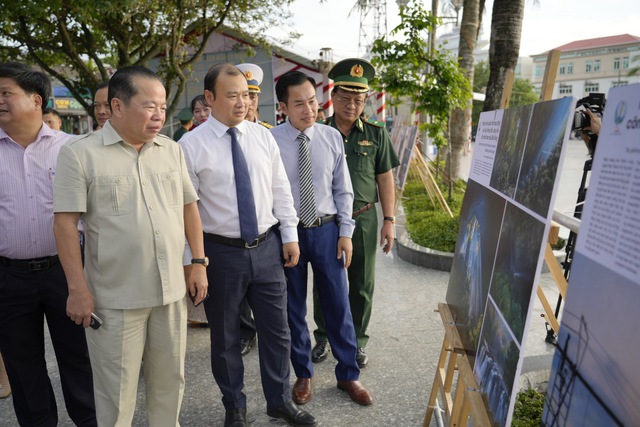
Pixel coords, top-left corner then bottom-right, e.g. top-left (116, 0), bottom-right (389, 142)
top-left (326, 115), bottom-right (399, 206)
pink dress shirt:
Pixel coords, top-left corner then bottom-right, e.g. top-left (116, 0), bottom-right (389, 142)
top-left (0, 124), bottom-right (70, 259)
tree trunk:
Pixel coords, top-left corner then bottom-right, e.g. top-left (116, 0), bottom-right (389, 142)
top-left (483, 0), bottom-right (525, 111)
top-left (447, 0), bottom-right (481, 182)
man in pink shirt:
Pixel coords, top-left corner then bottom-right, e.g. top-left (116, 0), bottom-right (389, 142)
top-left (0, 62), bottom-right (96, 426)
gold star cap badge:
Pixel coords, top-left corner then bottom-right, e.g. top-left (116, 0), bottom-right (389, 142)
top-left (328, 58), bottom-right (375, 93)
top-left (235, 63), bottom-right (263, 93)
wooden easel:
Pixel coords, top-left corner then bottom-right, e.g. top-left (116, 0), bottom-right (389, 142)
top-left (423, 303), bottom-right (492, 427)
top-left (535, 48), bottom-right (568, 335)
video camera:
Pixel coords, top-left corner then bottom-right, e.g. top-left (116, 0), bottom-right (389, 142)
top-left (572, 93), bottom-right (605, 157)
top-left (572, 93), bottom-right (605, 131)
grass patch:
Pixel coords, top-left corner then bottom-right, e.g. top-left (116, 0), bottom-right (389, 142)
top-left (513, 388), bottom-right (545, 426)
top-left (402, 173), bottom-right (465, 253)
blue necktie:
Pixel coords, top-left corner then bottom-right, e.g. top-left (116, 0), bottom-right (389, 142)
top-left (228, 127), bottom-right (259, 244)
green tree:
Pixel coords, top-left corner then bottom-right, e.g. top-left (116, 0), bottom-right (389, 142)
top-left (0, 0), bottom-right (297, 117)
top-left (371, 1), bottom-right (471, 169)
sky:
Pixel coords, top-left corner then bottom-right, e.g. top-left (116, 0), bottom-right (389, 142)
top-left (275, 0), bottom-right (640, 62)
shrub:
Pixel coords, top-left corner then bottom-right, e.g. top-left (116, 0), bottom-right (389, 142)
top-left (402, 174), bottom-right (465, 253)
top-left (512, 388), bottom-right (545, 426)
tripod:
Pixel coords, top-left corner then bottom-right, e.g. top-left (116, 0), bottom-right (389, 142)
top-left (545, 156), bottom-right (593, 344)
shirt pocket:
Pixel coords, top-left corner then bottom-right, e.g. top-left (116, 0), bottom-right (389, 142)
top-left (156, 170), bottom-right (181, 208)
top-left (352, 144), bottom-right (376, 173)
top-left (95, 175), bottom-right (134, 216)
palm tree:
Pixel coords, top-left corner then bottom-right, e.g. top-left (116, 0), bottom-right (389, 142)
top-left (448, 0), bottom-right (484, 182)
top-left (483, 0), bottom-right (526, 111)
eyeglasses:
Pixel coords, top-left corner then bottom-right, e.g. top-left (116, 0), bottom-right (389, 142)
top-left (335, 94), bottom-right (365, 108)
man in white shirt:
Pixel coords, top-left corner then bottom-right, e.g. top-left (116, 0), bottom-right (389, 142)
top-left (179, 63), bottom-right (317, 427)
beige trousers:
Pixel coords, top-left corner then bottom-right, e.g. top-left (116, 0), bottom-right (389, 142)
top-left (86, 298), bottom-right (187, 427)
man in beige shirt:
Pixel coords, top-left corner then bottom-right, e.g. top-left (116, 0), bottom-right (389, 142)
top-left (53, 66), bottom-right (208, 426)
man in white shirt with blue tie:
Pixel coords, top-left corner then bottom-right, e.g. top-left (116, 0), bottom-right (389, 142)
top-left (179, 63), bottom-right (317, 427)
top-left (271, 71), bottom-right (373, 407)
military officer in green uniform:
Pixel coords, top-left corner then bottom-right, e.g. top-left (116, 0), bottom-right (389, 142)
top-left (172, 107), bottom-right (193, 141)
top-left (312, 58), bottom-right (399, 367)
top-left (236, 62), bottom-right (274, 129)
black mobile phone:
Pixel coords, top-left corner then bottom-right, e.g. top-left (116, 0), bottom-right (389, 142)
top-left (89, 313), bottom-right (103, 330)
top-left (189, 289), bottom-right (210, 307)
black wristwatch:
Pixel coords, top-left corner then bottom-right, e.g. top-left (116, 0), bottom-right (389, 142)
top-left (383, 216), bottom-right (396, 224)
top-left (191, 257), bottom-right (209, 267)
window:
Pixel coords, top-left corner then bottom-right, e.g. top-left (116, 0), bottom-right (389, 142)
top-left (535, 66), bottom-right (542, 77)
top-left (585, 61), bottom-right (592, 72)
top-left (612, 80), bottom-right (628, 88)
top-left (559, 64), bottom-right (565, 75)
top-left (559, 85), bottom-right (573, 94)
top-left (584, 82), bottom-right (599, 93)
top-left (594, 60), bottom-right (600, 72)
top-left (614, 57), bottom-right (621, 70)
top-left (567, 63), bottom-right (573, 74)
top-left (623, 57), bottom-right (630, 69)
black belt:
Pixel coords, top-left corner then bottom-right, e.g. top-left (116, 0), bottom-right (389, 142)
top-left (204, 226), bottom-right (273, 249)
top-left (300, 214), bottom-right (337, 229)
top-left (0, 255), bottom-right (59, 271)
top-left (352, 203), bottom-right (374, 219)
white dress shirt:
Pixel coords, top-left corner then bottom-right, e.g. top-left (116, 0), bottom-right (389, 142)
top-left (0, 123), bottom-right (69, 259)
top-left (179, 116), bottom-right (298, 244)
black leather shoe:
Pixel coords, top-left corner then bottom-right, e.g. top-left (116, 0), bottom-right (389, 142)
top-left (267, 400), bottom-right (317, 427)
top-left (356, 347), bottom-right (368, 368)
top-left (224, 407), bottom-right (247, 427)
top-left (240, 336), bottom-right (257, 356)
top-left (311, 340), bottom-right (330, 363)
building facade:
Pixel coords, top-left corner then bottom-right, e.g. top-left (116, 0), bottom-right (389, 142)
top-left (531, 34), bottom-right (640, 100)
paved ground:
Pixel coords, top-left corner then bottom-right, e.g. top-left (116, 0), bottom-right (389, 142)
top-left (0, 139), bottom-right (586, 426)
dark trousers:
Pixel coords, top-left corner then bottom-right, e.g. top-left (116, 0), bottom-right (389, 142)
top-left (0, 262), bottom-right (96, 427)
top-left (239, 299), bottom-right (256, 342)
top-left (287, 222), bottom-right (359, 381)
top-left (203, 232), bottom-right (291, 410)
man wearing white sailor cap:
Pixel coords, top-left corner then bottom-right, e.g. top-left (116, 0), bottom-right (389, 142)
top-left (235, 63), bottom-right (273, 129)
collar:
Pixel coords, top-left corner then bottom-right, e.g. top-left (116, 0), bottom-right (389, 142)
top-left (207, 115), bottom-right (249, 139)
top-left (327, 115), bottom-right (364, 134)
top-left (101, 121), bottom-right (166, 147)
top-left (0, 122), bottom-right (59, 146)
top-left (283, 119), bottom-right (315, 142)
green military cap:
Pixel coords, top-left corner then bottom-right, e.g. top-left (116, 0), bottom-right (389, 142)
top-left (235, 63), bottom-right (263, 94)
top-left (176, 107), bottom-right (193, 121)
top-left (328, 58), bottom-right (375, 93)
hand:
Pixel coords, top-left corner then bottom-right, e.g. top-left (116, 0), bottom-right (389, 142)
top-left (337, 237), bottom-right (353, 268)
top-left (584, 109), bottom-right (601, 135)
top-left (380, 221), bottom-right (395, 254)
top-left (282, 242), bottom-right (300, 268)
top-left (67, 284), bottom-right (94, 328)
top-left (185, 264), bottom-right (209, 305)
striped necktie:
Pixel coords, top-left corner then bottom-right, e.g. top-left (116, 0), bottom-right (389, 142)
top-left (227, 127), bottom-right (259, 244)
top-left (297, 132), bottom-right (317, 227)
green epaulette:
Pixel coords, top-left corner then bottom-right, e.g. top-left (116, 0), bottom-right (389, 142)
top-left (365, 118), bottom-right (385, 128)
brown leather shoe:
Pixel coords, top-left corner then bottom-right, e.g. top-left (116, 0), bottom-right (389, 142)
top-left (292, 377), bottom-right (313, 404)
top-left (337, 380), bottom-right (373, 406)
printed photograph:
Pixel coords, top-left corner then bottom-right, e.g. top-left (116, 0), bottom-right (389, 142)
top-left (515, 97), bottom-right (573, 217)
top-left (489, 202), bottom-right (545, 343)
top-left (489, 104), bottom-right (533, 199)
top-left (447, 180), bottom-right (506, 353)
top-left (474, 299), bottom-right (519, 427)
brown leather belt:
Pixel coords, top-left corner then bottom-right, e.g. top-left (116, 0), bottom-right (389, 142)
top-left (204, 226), bottom-right (273, 249)
top-left (352, 203), bottom-right (374, 219)
top-left (0, 255), bottom-right (59, 271)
